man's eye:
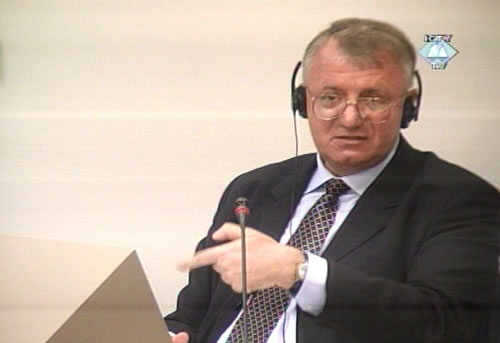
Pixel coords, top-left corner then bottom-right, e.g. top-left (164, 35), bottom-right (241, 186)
top-left (363, 96), bottom-right (387, 104)
top-left (320, 94), bottom-right (341, 102)
top-left (318, 94), bottom-right (343, 107)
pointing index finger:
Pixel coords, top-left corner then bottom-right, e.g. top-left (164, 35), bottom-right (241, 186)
top-left (176, 243), bottom-right (230, 272)
top-left (177, 222), bottom-right (245, 272)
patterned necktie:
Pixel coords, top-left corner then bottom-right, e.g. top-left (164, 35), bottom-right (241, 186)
top-left (228, 178), bottom-right (349, 343)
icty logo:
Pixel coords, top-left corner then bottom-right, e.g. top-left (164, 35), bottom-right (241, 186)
top-left (418, 34), bottom-right (458, 70)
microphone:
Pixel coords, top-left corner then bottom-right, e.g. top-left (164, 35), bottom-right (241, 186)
top-left (234, 197), bottom-right (250, 227)
top-left (233, 197), bottom-right (250, 343)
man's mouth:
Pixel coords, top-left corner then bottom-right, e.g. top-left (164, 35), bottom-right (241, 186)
top-left (334, 135), bottom-right (367, 141)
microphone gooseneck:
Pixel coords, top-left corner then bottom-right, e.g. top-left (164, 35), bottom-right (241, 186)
top-left (233, 197), bottom-right (250, 343)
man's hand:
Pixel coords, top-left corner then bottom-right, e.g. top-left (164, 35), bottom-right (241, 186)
top-left (178, 223), bottom-right (303, 292)
top-left (171, 331), bottom-right (189, 343)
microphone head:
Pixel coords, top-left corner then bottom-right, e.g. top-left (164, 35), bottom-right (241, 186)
top-left (233, 197), bottom-right (250, 216)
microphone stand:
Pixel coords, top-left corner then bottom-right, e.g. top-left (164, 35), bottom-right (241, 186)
top-left (239, 214), bottom-right (249, 343)
top-left (234, 197), bottom-right (250, 343)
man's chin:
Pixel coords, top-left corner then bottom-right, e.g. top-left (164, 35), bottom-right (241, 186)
top-left (323, 154), bottom-right (368, 176)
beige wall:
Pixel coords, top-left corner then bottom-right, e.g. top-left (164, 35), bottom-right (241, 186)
top-left (1, 0), bottom-right (499, 314)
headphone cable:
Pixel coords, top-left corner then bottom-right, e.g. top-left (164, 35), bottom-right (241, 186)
top-left (281, 61), bottom-right (302, 343)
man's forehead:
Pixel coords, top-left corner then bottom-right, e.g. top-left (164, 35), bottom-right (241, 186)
top-left (305, 41), bottom-right (407, 89)
top-left (318, 42), bottom-right (400, 69)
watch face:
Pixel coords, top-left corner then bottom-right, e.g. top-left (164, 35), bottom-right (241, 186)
top-left (298, 261), bottom-right (308, 280)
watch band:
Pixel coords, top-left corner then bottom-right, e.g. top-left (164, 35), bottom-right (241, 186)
top-left (290, 252), bottom-right (308, 295)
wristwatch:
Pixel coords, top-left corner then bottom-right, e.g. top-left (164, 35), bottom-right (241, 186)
top-left (290, 253), bottom-right (308, 295)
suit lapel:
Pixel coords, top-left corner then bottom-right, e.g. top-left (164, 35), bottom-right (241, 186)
top-left (325, 137), bottom-right (424, 261)
top-left (258, 154), bottom-right (318, 241)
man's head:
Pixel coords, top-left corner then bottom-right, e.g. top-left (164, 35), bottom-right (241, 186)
top-left (301, 18), bottom-right (417, 176)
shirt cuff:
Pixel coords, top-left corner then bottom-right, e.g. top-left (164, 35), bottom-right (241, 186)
top-left (294, 253), bottom-right (327, 315)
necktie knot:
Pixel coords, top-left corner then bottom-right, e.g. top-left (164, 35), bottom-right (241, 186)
top-left (325, 178), bottom-right (349, 197)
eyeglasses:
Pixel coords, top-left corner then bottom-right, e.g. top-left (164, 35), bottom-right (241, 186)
top-left (310, 92), bottom-right (404, 123)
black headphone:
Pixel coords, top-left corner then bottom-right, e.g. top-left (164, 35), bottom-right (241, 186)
top-left (291, 61), bottom-right (422, 129)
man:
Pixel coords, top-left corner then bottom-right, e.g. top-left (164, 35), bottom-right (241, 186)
top-left (165, 18), bottom-right (499, 343)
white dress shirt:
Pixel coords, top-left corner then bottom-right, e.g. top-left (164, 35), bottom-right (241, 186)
top-left (216, 138), bottom-right (399, 343)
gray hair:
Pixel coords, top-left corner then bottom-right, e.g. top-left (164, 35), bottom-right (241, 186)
top-left (302, 18), bottom-right (416, 88)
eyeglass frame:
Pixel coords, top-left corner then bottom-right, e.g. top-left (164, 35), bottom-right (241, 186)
top-left (290, 61), bottom-right (422, 126)
top-left (308, 89), bottom-right (408, 124)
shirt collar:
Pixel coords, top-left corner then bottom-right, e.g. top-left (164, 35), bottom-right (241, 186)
top-left (305, 135), bottom-right (400, 196)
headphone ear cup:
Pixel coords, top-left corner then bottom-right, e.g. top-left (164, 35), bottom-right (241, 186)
top-left (295, 85), bottom-right (307, 118)
top-left (401, 95), bottom-right (416, 129)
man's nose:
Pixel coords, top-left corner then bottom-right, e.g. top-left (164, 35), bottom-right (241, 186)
top-left (337, 102), bottom-right (364, 128)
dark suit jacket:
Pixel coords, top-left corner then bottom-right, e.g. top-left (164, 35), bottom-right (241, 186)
top-left (165, 137), bottom-right (499, 343)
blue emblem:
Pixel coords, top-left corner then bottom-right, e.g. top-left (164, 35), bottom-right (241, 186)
top-left (418, 34), bottom-right (458, 70)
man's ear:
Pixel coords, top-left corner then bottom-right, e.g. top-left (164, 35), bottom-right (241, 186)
top-left (406, 88), bottom-right (418, 98)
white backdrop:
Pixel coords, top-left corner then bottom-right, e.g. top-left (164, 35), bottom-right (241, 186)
top-left (0, 0), bottom-right (499, 315)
